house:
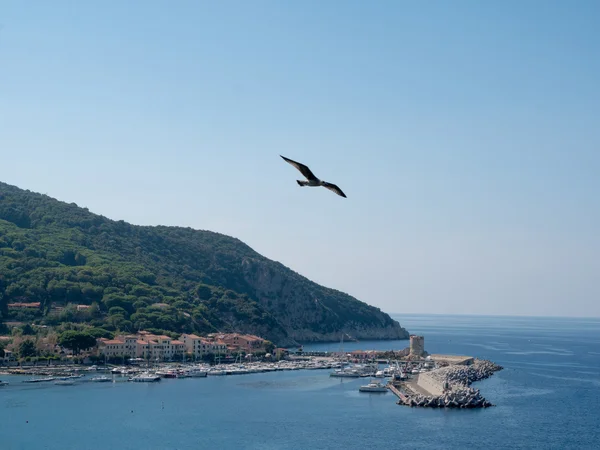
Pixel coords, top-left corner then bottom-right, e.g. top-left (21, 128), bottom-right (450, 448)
top-left (180, 334), bottom-right (227, 358)
top-left (7, 302), bottom-right (41, 309)
top-left (2, 350), bottom-right (15, 363)
top-left (217, 333), bottom-right (266, 353)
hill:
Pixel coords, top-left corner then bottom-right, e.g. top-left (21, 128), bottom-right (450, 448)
top-left (0, 181), bottom-right (409, 346)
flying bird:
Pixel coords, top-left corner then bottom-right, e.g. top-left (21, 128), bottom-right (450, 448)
top-left (280, 155), bottom-right (347, 198)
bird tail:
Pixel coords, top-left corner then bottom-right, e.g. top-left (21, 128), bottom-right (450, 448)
top-left (297, 180), bottom-right (309, 187)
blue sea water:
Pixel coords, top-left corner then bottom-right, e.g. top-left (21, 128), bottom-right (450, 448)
top-left (1, 314), bottom-right (599, 449)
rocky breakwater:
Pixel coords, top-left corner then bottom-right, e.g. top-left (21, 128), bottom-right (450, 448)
top-left (400, 359), bottom-right (503, 409)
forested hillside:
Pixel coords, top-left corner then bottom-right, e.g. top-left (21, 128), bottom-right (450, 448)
top-left (0, 181), bottom-right (408, 345)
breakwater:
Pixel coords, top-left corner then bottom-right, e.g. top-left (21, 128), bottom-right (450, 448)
top-left (395, 359), bottom-right (503, 408)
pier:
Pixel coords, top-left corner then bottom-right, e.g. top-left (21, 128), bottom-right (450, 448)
top-left (386, 383), bottom-right (410, 404)
top-left (388, 359), bottom-right (503, 408)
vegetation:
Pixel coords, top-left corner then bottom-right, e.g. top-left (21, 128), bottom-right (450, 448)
top-left (58, 330), bottom-right (97, 355)
top-left (0, 181), bottom-right (407, 346)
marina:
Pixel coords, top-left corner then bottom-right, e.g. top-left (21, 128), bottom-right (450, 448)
top-left (0, 333), bottom-right (504, 411)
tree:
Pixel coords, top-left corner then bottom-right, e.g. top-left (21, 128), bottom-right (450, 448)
top-left (19, 339), bottom-right (37, 358)
top-left (58, 331), bottom-right (97, 355)
top-left (263, 340), bottom-right (275, 354)
top-left (196, 284), bottom-right (212, 301)
top-left (0, 342), bottom-right (5, 358)
top-left (21, 324), bottom-right (36, 336)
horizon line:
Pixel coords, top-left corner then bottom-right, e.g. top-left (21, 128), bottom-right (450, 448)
top-left (389, 312), bottom-right (600, 320)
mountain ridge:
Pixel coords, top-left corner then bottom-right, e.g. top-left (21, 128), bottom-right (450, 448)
top-left (0, 181), bottom-right (409, 346)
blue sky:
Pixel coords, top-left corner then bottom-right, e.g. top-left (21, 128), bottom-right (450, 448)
top-left (1, 1), bottom-right (599, 317)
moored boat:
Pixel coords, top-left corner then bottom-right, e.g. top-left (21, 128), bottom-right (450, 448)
top-left (22, 377), bottom-right (55, 383)
top-left (128, 372), bottom-right (161, 382)
top-left (359, 380), bottom-right (388, 393)
top-left (90, 376), bottom-right (112, 382)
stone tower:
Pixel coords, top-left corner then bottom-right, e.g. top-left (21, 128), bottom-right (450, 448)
top-left (409, 335), bottom-right (425, 357)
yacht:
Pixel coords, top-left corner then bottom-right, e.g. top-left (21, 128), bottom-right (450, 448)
top-left (22, 377), bottom-right (55, 383)
top-left (187, 368), bottom-right (208, 377)
top-left (129, 372), bottom-right (161, 382)
top-left (359, 380), bottom-right (388, 393)
top-left (330, 368), bottom-right (361, 378)
top-left (90, 375), bottom-right (112, 382)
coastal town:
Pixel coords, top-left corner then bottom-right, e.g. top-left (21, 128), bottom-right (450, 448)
top-left (1, 333), bottom-right (503, 408)
top-left (1, 329), bottom-right (278, 365)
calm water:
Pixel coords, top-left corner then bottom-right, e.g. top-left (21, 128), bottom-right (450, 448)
top-left (1, 314), bottom-right (599, 449)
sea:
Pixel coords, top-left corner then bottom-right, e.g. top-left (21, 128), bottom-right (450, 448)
top-left (1, 314), bottom-right (599, 450)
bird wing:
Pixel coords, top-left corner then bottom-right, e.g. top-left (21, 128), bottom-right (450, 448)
top-left (322, 182), bottom-right (347, 198)
top-left (280, 155), bottom-right (318, 181)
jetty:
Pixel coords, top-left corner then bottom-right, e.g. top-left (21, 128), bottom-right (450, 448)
top-left (388, 359), bottom-right (503, 408)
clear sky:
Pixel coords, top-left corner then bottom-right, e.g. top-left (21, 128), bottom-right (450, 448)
top-left (1, 1), bottom-right (599, 317)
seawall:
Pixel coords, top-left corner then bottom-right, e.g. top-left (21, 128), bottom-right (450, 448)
top-left (396, 359), bottom-right (503, 409)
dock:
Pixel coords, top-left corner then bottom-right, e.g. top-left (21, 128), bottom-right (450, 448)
top-left (386, 382), bottom-right (410, 404)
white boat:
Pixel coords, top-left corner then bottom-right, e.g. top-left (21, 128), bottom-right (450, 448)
top-left (330, 369), bottom-right (360, 378)
top-left (128, 372), bottom-right (161, 382)
top-left (90, 376), bottom-right (112, 382)
top-left (187, 368), bottom-right (208, 378)
top-left (207, 369), bottom-right (226, 376)
top-left (22, 377), bottom-right (55, 383)
top-left (0, 380), bottom-right (8, 387)
top-left (374, 370), bottom-right (386, 378)
top-left (359, 380), bottom-right (388, 393)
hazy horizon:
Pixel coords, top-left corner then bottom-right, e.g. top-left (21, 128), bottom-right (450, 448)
top-left (1, 1), bottom-right (599, 317)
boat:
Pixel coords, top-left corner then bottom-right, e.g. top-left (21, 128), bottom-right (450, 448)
top-left (0, 380), bottom-right (8, 387)
top-left (128, 372), bottom-right (161, 382)
top-left (359, 380), bottom-right (388, 393)
top-left (90, 376), bottom-right (112, 383)
top-left (187, 368), bottom-right (208, 378)
top-left (22, 377), bottom-right (55, 383)
top-left (54, 379), bottom-right (76, 386)
top-left (329, 368), bottom-right (361, 378)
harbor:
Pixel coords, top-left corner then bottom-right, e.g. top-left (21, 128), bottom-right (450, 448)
top-left (0, 335), bottom-right (503, 407)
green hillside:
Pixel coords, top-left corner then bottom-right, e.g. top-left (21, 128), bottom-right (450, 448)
top-left (0, 181), bottom-right (409, 346)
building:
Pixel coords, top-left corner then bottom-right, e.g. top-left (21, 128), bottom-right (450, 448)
top-left (98, 331), bottom-right (232, 361)
top-left (2, 350), bottom-right (15, 363)
top-left (98, 333), bottom-right (185, 361)
top-left (409, 335), bottom-right (425, 357)
top-left (7, 302), bottom-right (41, 309)
top-left (181, 334), bottom-right (227, 358)
top-left (216, 333), bottom-right (265, 353)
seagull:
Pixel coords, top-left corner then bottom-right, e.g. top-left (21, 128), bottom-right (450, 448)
top-left (280, 155), bottom-right (347, 198)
